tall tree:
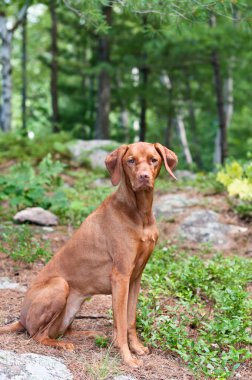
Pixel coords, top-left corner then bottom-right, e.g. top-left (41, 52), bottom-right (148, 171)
top-left (50, 0), bottom-right (60, 133)
top-left (139, 15), bottom-right (148, 142)
top-left (95, 3), bottom-right (112, 139)
top-left (21, 9), bottom-right (27, 131)
top-left (210, 14), bottom-right (227, 164)
top-left (0, 1), bottom-right (30, 132)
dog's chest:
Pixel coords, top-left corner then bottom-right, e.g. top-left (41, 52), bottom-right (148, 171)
top-left (132, 225), bottom-right (158, 277)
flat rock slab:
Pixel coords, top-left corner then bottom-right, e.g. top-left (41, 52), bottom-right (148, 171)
top-left (154, 194), bottom-right (200, 219)
top-left (180, 210), bottom-right (248, 246)
top-left (0, 350), bottom-right (72, 380)
top-left (14, 207), bottom-right (58, 226)
top-left (112, 376), bottom-right (137, 380)
top-left (0, 277), bottom-right (26, 292)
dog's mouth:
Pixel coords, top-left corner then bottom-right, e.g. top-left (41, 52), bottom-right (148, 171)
top-left (133, 181), bottom-right (153, 192)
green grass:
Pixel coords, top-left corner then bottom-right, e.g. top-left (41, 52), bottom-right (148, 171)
top-left (138, 244), bottom-right (252, 379)
top-left (0, 225), bottom-right (52, 263)
top-left (84, 343), bottom-right (121, 380)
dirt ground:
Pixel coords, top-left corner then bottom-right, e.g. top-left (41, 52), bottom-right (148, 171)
top-left (0, 190), bottom-right (251, 380)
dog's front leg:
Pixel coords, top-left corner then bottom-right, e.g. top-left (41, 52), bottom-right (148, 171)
top-left (111, 268), bottom-right (142, 368)
top-left (127, 276), bottom-right (149, 356)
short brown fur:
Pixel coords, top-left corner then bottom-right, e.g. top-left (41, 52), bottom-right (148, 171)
top-left (0, 142), bottom-right (177, 368)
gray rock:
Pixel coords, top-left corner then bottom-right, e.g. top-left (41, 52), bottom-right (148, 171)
top-left (89, 149), bottom-right (109, 170)
top-left (0, 277), bottom-right (26, 292)
top-left (14, 207), bottom-right (58, 226)
top-left (154, 194), bottom-right (199, 219)
top-left (174, 170), bottom-right (196, 181)
top-left (0, 350), bottom-right (72, 380)
top-left (67, 139), bottom-right (119, 170)
top-left (180, 210), bottom-right (248, 246)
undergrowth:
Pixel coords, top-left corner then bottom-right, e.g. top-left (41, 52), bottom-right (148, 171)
top-left (138, 245), bottom-right (252, 379)
top-left (0, 225), bottom-right (52, 263)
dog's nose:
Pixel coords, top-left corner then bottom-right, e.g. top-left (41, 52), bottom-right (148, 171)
top-left (139, 172), bottom-right (150, 181)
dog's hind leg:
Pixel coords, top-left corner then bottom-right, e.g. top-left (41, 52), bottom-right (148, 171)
top-left (21, 276), bottom-right (75, 350)
top-left (0, 321), bottom-right (25, 334)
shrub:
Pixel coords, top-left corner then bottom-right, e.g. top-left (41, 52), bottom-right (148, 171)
top-left (216, 160), bottom-right (252, 218)
top-left (0, 154), bottom-right (68, 211)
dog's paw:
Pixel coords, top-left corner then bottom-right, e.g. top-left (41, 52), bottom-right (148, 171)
top-left (131, 344), bottom-right (149, 356)
top-left (60, 342), bottom-right (75, 351)
top-left (125, 357), bottom-right (143, 368)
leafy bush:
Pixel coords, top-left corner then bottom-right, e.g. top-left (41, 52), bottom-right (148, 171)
top-left (138, 245), bottom-right (252, 379)
top-left (0, 131), bottom-right (72, 164)
top-left (0, 154), bottom-right (68, 211)
top-left (216, 160), bottom-right (252, 218)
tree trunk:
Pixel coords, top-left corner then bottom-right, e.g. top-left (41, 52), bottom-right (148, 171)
top-left (214, 71), bottom-right (234, 164)
top-left (0, 13), bottom-right (12, 132)
top-left (210, 14), bottom-right (227, 164)
top-left (164, 113), bottom-right (173, 148)
top-left (95, 4), bottom-right (112, 139)
top-left (176, 109), bottom-right (193, 165)
top-left (21, 11), bottom-right (27, 131)
top-left (139, 65), bottom-right (148, 141)
top-left (185, 73), bottom-right (201, 166)
top-left (50, 0), bottom-right (60, 133)
top-left (120, 108), bottom-right (129, 140)
top-left (0, 2), bottom-right (30, 132)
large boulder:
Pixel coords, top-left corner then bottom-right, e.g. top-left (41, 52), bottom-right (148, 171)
top-left (13, 207), bottom-right (58, 226)
top-left (67, 139), bottom-right (120, 170)
top-left (0, 350), bottom-right (72, 380)
top-left (179, 210), bottom-right (248, 246)
top-left (154, 194), bottom-right (200, 219)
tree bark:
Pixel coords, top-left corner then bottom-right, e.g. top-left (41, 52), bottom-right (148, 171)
top-left (50, 0), bottom-right (60, 133)
top-left (21, 11), bottom-right (27, 131)
top-left (176, 109), bottom-right (193, 165)
top-left (0, 2), bottom-right (30, 132)
top-left (139, 64), bottom-right (148, 141)
top-left (0, 13), bottom-right (12, 132)
top-left (210, 14), bottom-right (227, 164)
top-left (185, 73), bottom-right (201, 166)
top-left (95, 4), bottom-right (112, 139)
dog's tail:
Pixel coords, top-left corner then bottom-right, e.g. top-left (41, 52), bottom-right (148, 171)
top-left (0, 321), bottom-right (25, 334)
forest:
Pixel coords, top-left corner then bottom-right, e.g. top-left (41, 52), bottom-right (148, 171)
top-left (0, 0), bottom-right (251, 169)
top-left (0, 1), bottom-right (251, 380)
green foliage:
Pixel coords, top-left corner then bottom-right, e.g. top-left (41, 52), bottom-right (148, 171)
top-left (217, 159), bottom-right (252, 218)
top-left (0, 131), bottom-right (71, 164)
top-left (0, 153), bottom-right (67, 211)
top-left (0, 225), bottom-right (52, 263)
top-left (138, 245), bottom-right (252, 379)
top-left (6, 0), bottom-right (251, 170)
top-left (54, 169), bottom-right (112, 226)
top-left (95, 336), bottom-right (109, 348)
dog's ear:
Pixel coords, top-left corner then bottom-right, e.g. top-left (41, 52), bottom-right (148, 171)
top-left (105, 145), bottom-right (128, 186)
top-left (154, 143), bottom-right (178, 180)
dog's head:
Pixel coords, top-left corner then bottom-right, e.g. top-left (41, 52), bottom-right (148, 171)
top-left (105, 142), bottom-right (178, 191)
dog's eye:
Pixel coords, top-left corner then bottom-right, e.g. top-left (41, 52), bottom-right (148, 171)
top-left (151, 157), bottom-right (158, 163)
top-left (128, 158), bottom-right (135, 164)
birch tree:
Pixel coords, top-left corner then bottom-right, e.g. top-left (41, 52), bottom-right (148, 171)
top-left (95, 3), bottom-right (112, 139)
top-left (0, 0), bottom-right (30, 132)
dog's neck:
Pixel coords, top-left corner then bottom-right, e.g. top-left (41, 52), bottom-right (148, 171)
top-left (116, 179), bottom-right (154, 227)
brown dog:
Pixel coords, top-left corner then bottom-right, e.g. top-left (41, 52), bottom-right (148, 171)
top-left (0, 142), bottom-right (177, 367)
